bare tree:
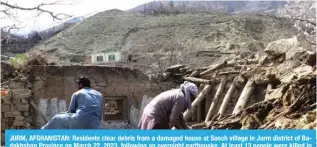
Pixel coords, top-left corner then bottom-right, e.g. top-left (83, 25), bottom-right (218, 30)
top-left (0, 0), bottom-right (76, 39)
top-left (0, 1), bottom-right (72, 21)
top-left (279, 0), bottom-right (316, 45)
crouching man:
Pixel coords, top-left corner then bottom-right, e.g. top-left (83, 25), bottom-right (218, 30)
top-left (138, 81), bottom-right (198, 129)
top-left (41, 76), bottom-right (104, 129)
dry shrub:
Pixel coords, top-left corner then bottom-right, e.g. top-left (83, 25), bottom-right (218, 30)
top-left (24, 51), bottom-right (48, 66)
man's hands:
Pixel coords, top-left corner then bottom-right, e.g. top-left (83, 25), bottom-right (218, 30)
top-left (170, 126), bottom-right (192, 130)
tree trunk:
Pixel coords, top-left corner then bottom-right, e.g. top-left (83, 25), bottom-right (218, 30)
top-left (183, 83), bottom-right (213, 121)
top-left (205, 77), bottom-right (227, 122)
top-left (232, 80), bottom-right (255, 115)
top-left (217, 81), bottom-right (236, 119)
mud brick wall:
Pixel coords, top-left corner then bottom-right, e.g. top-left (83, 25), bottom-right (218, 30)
top-left (28, 65), bottom-right (176, 128)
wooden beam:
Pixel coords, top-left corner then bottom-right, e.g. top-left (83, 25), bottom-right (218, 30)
top-left (183, 81), bottom-right (213, 121)
top-left (205, 77), bottom-right (227, 122)
top-left (232, 80), bottom-right (256, 115)
top-left (29, 100), bottom-right (49, 123)
top-left (219, 71), bottom-right (240, 75)
top-left (165, 64), bottom-right (185, 72)
top-left (199, 61), bottom-right (227, 76)
top-left (217, 81), bottom-right (236, 119)
top-left (182, 77), bottom-right (213, 84)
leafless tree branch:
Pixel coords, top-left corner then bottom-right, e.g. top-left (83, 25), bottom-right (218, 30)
top-left (294, 17), bottom-right (316, 26)
top-left (0, 1), bottom-right (72, 21)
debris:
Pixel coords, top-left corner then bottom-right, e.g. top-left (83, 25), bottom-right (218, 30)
top-left (156, 37), bottom-right (316, 130)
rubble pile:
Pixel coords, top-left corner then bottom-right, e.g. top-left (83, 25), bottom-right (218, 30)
top-left (199, 73), bottom-right (316, 130)
top-left (160, 37), bottom-right (316, 130)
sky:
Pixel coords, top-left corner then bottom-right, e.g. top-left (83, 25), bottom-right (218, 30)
top-left (0, 0), bottom-right (149, 35)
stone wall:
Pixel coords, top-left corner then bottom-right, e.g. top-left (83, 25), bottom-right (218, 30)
top-left (1, 76), bottom-right (33, 145)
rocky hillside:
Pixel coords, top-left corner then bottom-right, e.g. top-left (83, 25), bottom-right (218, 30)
top-left (1, 17), bottom-right (83, 58)
top-left (1, 30), bottom-right (42, 58)
top-left (129, 1), bottom-right (287, 13)
top-left (30, 10), bottom-right (297, 73)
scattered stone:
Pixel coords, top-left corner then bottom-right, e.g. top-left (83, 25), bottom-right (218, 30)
top-left (13, 120), bottom-right (24, 127)
top-left (21, 98), bottom-right (28, 104)
top-left (22, 112), bottom-right (29, 117)
top-left (15, 104), bottom-right (29, 111)
top-left (1, 104), bottom-right (11, 112)
top-left (9, 81), bottom-right (25, 89)
top-left (264, 37), bottom-right (297, 58)
top-left (11, 89), bottom-right (32, 99)
top-left (19, 77), bottom-right (28, 82)
top-left (26, 82), bottom-right (32, 88)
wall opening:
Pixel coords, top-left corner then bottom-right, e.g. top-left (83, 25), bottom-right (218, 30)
top-left (108, 54), bottom-right (116, 62)
top-left (97, 55), bottom-right (104, 62)
top-left (103, 96), bottom-right (128, 121)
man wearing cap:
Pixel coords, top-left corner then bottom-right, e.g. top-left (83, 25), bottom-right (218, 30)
top-left (138, 81), bottom-right (198, 129)
top-left (41, 76), bottom-right (103, 129)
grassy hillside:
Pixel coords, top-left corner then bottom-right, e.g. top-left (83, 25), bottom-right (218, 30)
top-left (31, 10), bottom-right (297, 73)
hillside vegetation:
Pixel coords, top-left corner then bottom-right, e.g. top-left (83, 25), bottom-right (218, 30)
top-left (30, 11), bottom-right (297, 73)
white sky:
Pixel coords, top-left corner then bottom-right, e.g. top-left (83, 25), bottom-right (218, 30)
top-left (0, 0), bottom-right (149, 35)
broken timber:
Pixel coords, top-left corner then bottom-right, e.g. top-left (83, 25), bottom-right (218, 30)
top-left (232, 80), bottom-right (256, 115)
top-left (205, 77), bottom-right (227, 122)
